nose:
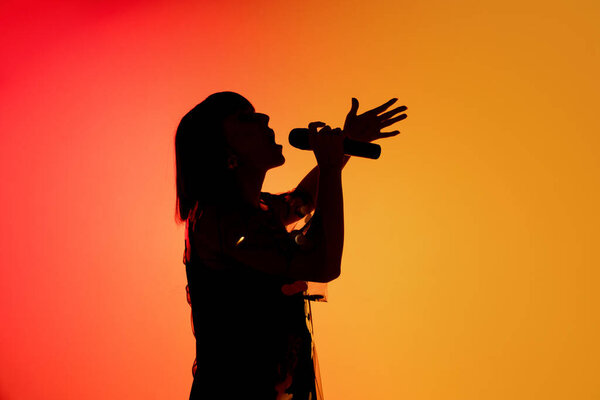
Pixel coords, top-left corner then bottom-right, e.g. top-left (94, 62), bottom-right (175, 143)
top-left (258, 113), bottom-right (269, 125)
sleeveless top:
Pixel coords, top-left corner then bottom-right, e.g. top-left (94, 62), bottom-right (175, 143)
top-left (182, 189), bottom-right (325, 400)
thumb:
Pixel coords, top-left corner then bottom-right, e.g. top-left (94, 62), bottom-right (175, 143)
top-left (348, 97), bottom-right (359, 118)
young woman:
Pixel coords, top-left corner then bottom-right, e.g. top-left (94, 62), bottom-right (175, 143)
top-left (175, 91), bottom-right (407, 399)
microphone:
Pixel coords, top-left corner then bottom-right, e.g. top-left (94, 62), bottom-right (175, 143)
top-left (288, 128), bottom-right (381, 159)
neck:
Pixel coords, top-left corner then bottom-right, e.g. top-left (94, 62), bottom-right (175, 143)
top-left (230, 165), bottom-right (266, 210)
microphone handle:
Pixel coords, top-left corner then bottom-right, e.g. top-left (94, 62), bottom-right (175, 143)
top-left (344, 137), bottom-right (381, 159)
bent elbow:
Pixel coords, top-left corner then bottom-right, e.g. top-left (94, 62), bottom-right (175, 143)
top-left (313, 260), bottom-right (341, 283)
top-left (324, 269), bottom-right (341, 282)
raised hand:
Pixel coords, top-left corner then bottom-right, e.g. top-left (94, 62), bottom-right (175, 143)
top-left (343, 98), bottom-right (408, 143)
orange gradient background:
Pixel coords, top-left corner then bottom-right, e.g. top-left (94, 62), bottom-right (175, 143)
top-left (1, 1), bottom-right (599, 399)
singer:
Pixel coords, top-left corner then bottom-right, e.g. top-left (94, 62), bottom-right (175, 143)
top-left (174, 91), bottom-right (407, 400)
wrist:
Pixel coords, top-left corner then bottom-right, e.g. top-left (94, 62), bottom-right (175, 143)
top-left (318, 164), bottom-right (343, 173)
top-left (317, 156), bottom-right (349, 172)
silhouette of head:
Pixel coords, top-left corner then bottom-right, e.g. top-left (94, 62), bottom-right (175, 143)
top-left (221, 97), bottom-right (284, 173)
top-left (175, 91), bottom-right (284, 222)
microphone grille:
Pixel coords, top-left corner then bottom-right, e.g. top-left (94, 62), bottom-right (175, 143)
top-left (288, 128), bottom-right (311, 150)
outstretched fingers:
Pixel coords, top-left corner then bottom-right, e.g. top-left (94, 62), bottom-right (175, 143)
top-left (378, 130), bottom-right (401, 139)
top-left (364, 98), bottom-right (398, 116)
top-left (379, 105), bottom-right (407, 121)
top-left (380, 113), bottom-right (407, 128)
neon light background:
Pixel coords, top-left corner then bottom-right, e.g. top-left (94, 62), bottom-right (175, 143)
top-left (1, 0), bottom-right (598, 399)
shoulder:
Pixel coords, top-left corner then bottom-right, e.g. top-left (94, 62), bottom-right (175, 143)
top-left (185, 202), bottom-right (218, 262)
top-left (260, 186), bottom-right (313, 212)
top-left (187, 202), bottom-right (261, 266)
top-left (261, 188), bottom-right (313, 224)
top-left (191, 202), bottom-right (267, 245)
top-left (189, 202), bottom-right (245, 238)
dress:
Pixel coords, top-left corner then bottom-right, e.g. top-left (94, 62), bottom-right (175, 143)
top-left (182, 189), bottom-right (325, 399)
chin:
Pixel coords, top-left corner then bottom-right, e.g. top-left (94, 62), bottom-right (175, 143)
top-left (269, 154), bottom-right (285, 169)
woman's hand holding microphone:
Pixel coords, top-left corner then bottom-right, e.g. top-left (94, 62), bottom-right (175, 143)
top-left (306, 121), bottom-right (347, 170)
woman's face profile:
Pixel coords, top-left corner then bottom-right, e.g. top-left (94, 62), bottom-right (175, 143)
top-left (223, 103), bottom-right (285, 171)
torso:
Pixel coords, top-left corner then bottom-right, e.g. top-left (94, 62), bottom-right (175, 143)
top-left (184, 195), bottom-right (318, 399)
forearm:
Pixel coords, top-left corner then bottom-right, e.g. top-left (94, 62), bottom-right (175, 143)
top-left (297, 155), bottom-right (350, 209)
top-left (306, 166), bottom-right (344, 281)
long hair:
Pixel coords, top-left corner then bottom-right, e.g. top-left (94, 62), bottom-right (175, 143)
top-left (174, 91), bottom-right (252, 224)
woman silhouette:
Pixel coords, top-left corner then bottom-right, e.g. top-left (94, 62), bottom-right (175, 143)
top-left (175, 91), bottom-right (407, 399)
